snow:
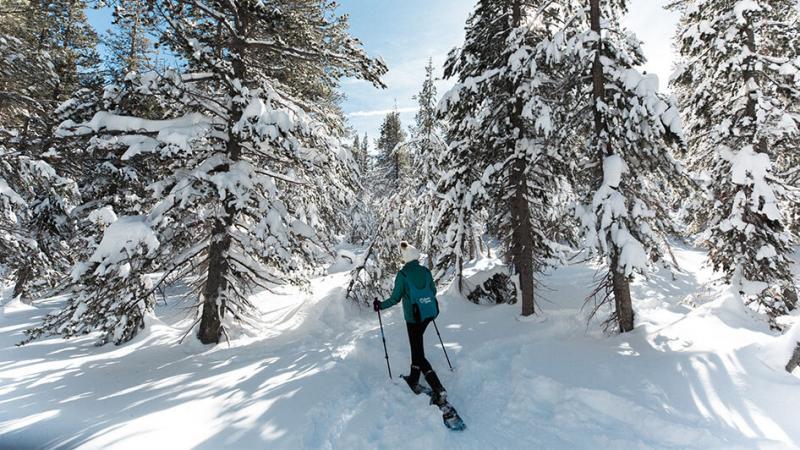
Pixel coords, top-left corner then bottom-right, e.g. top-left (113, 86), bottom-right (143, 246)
top-left (58, 112), bottom-right (215, 160)
top-left (740, 278), bottom-right (769, 296)
top-left (327, 249), bottom-right (357, 274)
top-left (1, 244), bottom-right (799, 449)
top-left (733, 0), bottom-right (762, 25)
top-left (724, 145), bottom-right (782, 221)
top-left (614, 227), bottom-right (649, 277)
top-left (1, 295), bottom-right (36, 314)
top-left (68, 112), bottom-right (213, 136)
top-left (235, 97), bottom-right (295, 136)
top-left (82, 216), bottom-right (159, 279)
top-left (755, 245), bottom-right (777, 261)
top-left (87, 206), bottom-right (118, 226)
top-left (0, 177), bottom-right (25, 207)
top-left (602, 154), bottom-right (625, 188)
top-left (760, 318), bottom-right (800, 373)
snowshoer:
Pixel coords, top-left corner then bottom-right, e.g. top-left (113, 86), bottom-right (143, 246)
top-left (373, 241), bottom-right (447, 406)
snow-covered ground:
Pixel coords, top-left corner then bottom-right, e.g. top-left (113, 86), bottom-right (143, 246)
top-left (1, 244), bottom-right (799, 449)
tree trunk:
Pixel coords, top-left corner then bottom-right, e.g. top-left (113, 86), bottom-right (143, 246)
top-left (784, 287), bottom-right (798, 312)
top-left (589, 0), bottom-right (633, 332)
top-left (511, 157), bottom-right (536, 316)
top-left (611, 252), bottom-right (635, 332)
top-left (425, 234), bottom-right (434, 270)
top-left (13, 266), bottom-right (32, 304)
top-left (198, 12), bottom-right (247, 344)
top-left (509, 0), bottom-right (536, 317)
top-left (457, 255), bottom-right (463, 294)
top-left (198, 219), bottom-right (231, 344)
top-left (743, 23), bottom-right (758, 128)
top-left (467, 235), bottom-right (475, 260)
top-left (589, 0), bottom-right (605, 138)
top-left (787, 343), bottom-right (800, 373)
top-left (127, 0), bottom-right (141, 73)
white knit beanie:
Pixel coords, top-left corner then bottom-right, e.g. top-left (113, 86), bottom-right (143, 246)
top-left (399, 241), bottom-right (420, 263)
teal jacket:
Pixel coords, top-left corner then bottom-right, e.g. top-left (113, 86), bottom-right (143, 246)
top-left (379, 260), bottom-right (437, 323)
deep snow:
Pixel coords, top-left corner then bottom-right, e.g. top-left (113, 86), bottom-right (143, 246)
top-left (1, 244), bottom-right (799, 449)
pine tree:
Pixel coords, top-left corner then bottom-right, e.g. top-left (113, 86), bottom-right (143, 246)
top-left (347, 67), bottom-right (446, 305)
top-left (347, 132), bottom-right (371, 244)
top-left (670, 0), bottom-right (799, 323)
top-left (410, 59), bottom-right (446, 269)
top-left (534, 0), bottom-right (687, 331)
top-left (374, 108), bottom-right (408, 191)
top-left (437, 0), bottom-right (570, 314)
top-left (24, 0), bottom-right (386, 345)
top-left (352, 133), bottom-right (363, 174)
top-left (101, 0), bottom-right (159, 79)
top-left (345, 192), bottom-right (414, 305)
top-left (360, 132), bottom-right (369, 175)
top-left (434, 0), bottom-right (511, 292)
top-left (0, 0), bottom-right (100, 301)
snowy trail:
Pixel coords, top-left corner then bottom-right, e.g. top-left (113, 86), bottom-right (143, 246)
top-left (1, 245), bottom-right (799, 449)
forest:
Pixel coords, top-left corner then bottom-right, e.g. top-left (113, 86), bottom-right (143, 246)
top-left (1, 0), bottom-right (799, 448)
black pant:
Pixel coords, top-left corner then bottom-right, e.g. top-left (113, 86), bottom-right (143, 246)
top-left (406, 319), bottom-right (433, 386)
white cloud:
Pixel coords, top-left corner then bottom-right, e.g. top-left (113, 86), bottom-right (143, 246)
top-left (348, 106), bottom-right (419, 118)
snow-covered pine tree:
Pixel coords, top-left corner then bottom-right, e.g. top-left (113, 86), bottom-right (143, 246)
top-left (670, 0), bottom-right (799, 323)
top-left (50, 0), bottom-right (169, 299)
top-left (348, 61), bottom-right (449, 304)
top-left (24, 0), bottom-right (386, 345)
top-left (409, 59), bottom-right (446, 269)
top-left (433, 0), bottom-right (509, 293)
top-left (410, 59), bottom-right (442, 174)
top-left (360, 132), bottom-right (370, 176)
top-left (344, 192), bottom-right (414, 305)
top-left (437, 0), bottom-right (569, 314)
top-left (360, 133), bottom-right (370, 173)
top-left (0, 0), bottom-right (99, 301)
top-left (101, 0), bottom-right (160, 79)
top-left (352, 133), bottom-right (363, 172)
top-left (535, 0), bottom-right (686, 331)
top-left (348, 109), bottom-right (415, 300)
top-left (374, 108), bottom-right (409, 192)
top-left (0, 26), bottom-right (49, 295)
top-left (347, 133), bottom-right (371, 245)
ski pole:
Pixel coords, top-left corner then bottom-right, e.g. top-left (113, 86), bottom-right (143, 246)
top-left (432, 320), bottom-right (453, 371)
top-left (376, 298), bottom-right (392, 379)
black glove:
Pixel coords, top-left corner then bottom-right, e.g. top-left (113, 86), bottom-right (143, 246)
top-left (373, 299), bottom-right (381, 312)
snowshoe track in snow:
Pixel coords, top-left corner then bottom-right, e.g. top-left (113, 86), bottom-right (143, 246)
top-left (1, 246), bottom-right (799, 449)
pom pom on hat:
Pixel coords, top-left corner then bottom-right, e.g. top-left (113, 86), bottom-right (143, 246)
top-left (399, 241), bottom-right (420, 263)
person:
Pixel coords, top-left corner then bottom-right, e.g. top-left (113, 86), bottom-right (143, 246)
top-left (373, 241), bottom-right (447, 405)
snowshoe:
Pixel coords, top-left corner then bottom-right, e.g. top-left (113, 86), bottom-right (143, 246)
top-left (399, 375), bottom-right (466, 431)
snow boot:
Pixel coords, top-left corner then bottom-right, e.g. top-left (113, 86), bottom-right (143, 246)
top-left (403, 374), bottom-right (426, 395)
top-left (402, 365), bottom-right (426, 394)
top-left (424, 370), bottom-right (447, 407)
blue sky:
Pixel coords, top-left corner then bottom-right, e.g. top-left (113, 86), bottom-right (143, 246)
top-left (87, 1), bottom-right (679, 149)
